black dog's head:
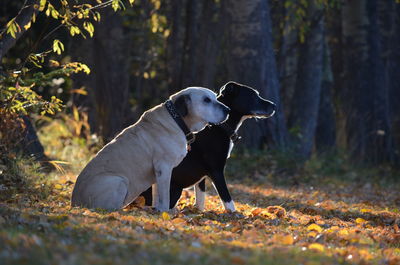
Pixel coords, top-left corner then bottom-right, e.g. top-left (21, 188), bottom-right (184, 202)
top-left (218, 81), bottom-right (276, 118)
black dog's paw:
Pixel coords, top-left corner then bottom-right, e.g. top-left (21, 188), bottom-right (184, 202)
top-left (231, 211), bottom-right (245, 219)
top-left (221, 211), bottom-right (245, 219)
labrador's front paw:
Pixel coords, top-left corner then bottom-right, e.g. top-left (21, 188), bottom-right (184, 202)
top-left (194, 202), bottom-right (205, 211)
top-left (155, 205), bottom-right (169, 213)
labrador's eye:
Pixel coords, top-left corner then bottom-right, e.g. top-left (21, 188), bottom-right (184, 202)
top-left (204, 97), bottom-right (211, 103)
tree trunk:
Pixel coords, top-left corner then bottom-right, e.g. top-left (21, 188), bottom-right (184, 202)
top-left (341, 0), bottom-right (395, 164)
top-left (0, 1), bottom-right (45, 160)
top-left (225, 0), bottom-right (287, 149)
top-left (315, 39), bottom-right (336, 153)
top-left (390, 4), bottom-right (400, 165)
top-left (180, 0), bottom-right (203, 87)
top-left (288, 1), bottom-right (325, 159)
top-left (21, 116), bottom-right (46, 160)
top-left (326, 2), bottom-right (345, 149)
top-left (379, 1), bottom-right (400, 165)
top-left (277, 1), bottom-right (299, 120)
top-left (168, 0), bottom-right (223, 91)
top-left (0, 0), bottom-right (39, 62)
top-left (192, 0), bottom-right (223, 88)
top-left (71, 9), bottom-right (132, 142)
top-left (167, 0), bottom-right (186, 93)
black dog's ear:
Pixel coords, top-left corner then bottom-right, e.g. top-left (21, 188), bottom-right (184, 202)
top-left (174, 94), bottom-right (190, 117)
top-left (219, 81), bottom-right (239, 96)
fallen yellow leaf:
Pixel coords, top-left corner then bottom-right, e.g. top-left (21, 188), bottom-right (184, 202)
top-left (355, 218), bottom-right (367, 224)
top-left (307, 223), bottom-right (323, 233)
top-left (143, 222), bottom-right (155, 230)
top-left (359, 249), bottom-right (373, 260)
top-left (308, 231), bottom-right (318, 237)
top-left (231, 226), bottom-right (241, 233)
top-left (338, 229), bottom-right (349, 236)
top-left (360, 209), bottom-right (372, 213)
top-left (54, 184), bottom-right (63, 190)
top-left (161, 212), bottom-right (170, 221)
top-left (308, 243), bottom-right (325, 252)
top-left (204, 225), bottom-right (212, 231)
top-left (134, 196), bottom-right (146, 207)
top-left (251, 208), bottom-right (263, 216)
top-left (261, 211), bottom-right (277, 219)
top-left (266, 206), bottom-right (287, 218)
top-left (171, 218), bottom-right (186, 225)
top-left (272, 234), bottom-right (294, 245)
top-left (326, 226), bottom-right (340, 233)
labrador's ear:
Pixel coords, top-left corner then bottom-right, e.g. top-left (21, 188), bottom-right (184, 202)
top-left (174, 94), bottom-right (190, 117)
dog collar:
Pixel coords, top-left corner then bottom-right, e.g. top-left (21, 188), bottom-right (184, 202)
top-left (164, 100), bottom-right (196, 148)
top-left (219, 123), bottom-right (241, 143)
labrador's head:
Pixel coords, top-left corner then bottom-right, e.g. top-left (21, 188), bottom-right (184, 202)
top-left (170, 87), bottom-right (230, 132)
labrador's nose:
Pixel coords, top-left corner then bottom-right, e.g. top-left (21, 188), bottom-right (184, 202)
top-left (221, 104), bottom-right (230, 115)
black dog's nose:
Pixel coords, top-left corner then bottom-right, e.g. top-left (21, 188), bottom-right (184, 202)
top-left (264, 100), bottom-right (276, 117)
top-left (265, 100), bottom-right (276, 110)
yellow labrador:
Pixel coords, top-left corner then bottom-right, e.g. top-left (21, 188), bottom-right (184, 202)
top-left (71, 87), bottom-right (229, 212)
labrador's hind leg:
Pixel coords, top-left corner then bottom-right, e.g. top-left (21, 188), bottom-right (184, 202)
top-left (84, 175), bottom-right (129, 211)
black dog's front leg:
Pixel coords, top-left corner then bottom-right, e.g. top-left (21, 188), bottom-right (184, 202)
top-left (141, 185), bottom-right (183, 209)
top-left (209, 171), bottom-right (235, 212)
top-left (142, 186), bottom-right (153, 206)
top-left (194, 178), bottom-right (206, 210)
top-left (169, 185), bottom-right (183, 209)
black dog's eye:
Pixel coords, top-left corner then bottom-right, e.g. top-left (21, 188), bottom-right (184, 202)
top-left (204, 97), bottom-right (211, 103)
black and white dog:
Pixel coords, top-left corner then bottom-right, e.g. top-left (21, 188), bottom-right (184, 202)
top-left (141, 81), bottom-right (276, 212)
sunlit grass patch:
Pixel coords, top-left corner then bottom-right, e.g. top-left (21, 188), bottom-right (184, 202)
top-left (37, 112), bottom-right (101, 176)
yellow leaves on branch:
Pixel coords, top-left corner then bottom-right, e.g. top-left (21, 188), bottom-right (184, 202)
top-left (70, 26), bottom-right (81, 37)
top-left (45, 3), bottom-right (59, 19)
top-left (5, 19), bottom-right (21, 38)
top-left (111, 0), bottom-right (135, 12)
top-left (53, 39), bottom-right (64, 55)
top-left (112, 0), bottom-right (122, 11)
top-left (63, 62), bottom-right (91, 75)
top-left (83, 22), bottom-right (95, 37)
top-left (39, 0), bottom-right (47, 12)
top-left (49, 59), bottom-right (60, 67)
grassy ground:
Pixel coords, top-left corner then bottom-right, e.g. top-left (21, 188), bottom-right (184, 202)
top-left (1, 118), bottom-right (400, 265)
